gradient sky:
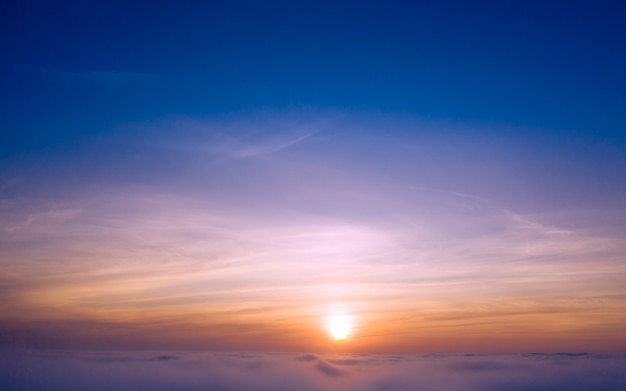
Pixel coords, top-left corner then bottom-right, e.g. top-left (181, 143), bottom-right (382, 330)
top-left (1, 1), bottom-right (625, 354)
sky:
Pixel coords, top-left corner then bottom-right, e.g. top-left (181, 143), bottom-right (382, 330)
top-left (1, 0), bottom-right (626, 359)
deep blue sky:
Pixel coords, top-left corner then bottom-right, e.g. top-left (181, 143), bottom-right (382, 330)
top-left (2, 0), bottom-right (625, 156)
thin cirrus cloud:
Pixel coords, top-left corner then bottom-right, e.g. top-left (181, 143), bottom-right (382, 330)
top-left (8, 62), bottom-right (155, 85)
top-left (0, 111), bottom-right (625, 352)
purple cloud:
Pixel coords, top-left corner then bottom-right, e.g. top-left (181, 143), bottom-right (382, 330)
top-left (0, 350), bottom-right (624, 391)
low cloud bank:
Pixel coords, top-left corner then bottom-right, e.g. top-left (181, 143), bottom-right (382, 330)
top-left (0, 350), bottom-right (624, 391)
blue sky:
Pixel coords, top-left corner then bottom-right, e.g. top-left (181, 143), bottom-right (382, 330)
top-left (2, 0), bottom-right (625, 154)
top-left (1, 1), bottom-right (625, 354)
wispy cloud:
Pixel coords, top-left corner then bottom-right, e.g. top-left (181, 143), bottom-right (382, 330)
top-left (1, 111), bottom-right (625, 352)
top-left (230, 129), bottom-right (321, 158)
top-left (8, 62), bottom-right (154, 85)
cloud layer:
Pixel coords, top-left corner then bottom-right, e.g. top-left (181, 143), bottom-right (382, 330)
top-left (0, 350), bottom-right (624, 391)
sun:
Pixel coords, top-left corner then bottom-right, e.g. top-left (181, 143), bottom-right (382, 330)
top-left (329, 316), bottom-right (351, 341)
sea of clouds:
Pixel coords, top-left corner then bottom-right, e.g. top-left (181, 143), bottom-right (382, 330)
top-left (1, 350), bottom-right (624, 391)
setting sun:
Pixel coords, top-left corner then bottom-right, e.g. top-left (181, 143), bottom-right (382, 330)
top-left (329, 316), bottom-right (351, 341)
